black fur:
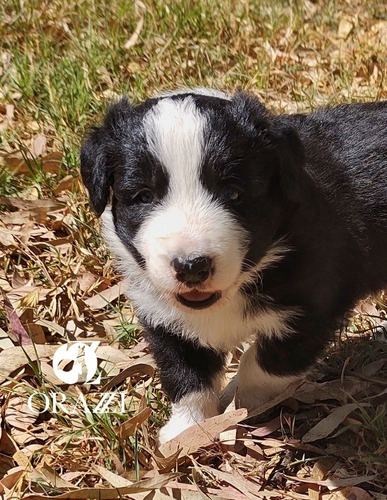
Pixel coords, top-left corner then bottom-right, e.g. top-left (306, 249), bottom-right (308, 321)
top-left (145, 324), bottom-right (226, 403)
top-left (81, 91), bottom-right (387, 408)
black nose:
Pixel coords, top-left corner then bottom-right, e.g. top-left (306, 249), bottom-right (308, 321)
top-left (171, 256), bottom-right (212, 285)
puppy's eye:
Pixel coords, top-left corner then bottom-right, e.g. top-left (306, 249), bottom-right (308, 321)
top-left (133, 189), bottom-right (155, 204)
top-left (222, 187), bottom-right (243, 204)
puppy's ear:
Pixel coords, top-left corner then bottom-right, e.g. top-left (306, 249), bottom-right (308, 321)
top-left (229, 92), bottom-right (271, 135)
top-left (271, 120), bottom-right (306, 203)
top-left (230, 93), bottom-right (306, 202)
top-left (80, 126), bottom-right (112, 216)
top-left (80, 97), bottom-right (133, 216)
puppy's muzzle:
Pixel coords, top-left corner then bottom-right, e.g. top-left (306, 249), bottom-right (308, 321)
top-left (171, 256), bottom-right (212, 286)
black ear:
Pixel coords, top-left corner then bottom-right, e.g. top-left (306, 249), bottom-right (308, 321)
top-left (80, 126), bottom-right (111, 216)
top-left (229, 92), bottom-right (271, 135)
top-left (80, 97), bottom-right (133, 216)
top-left (271, 119), bottom-right (306, 202)
top-left (230, 92), bottom-right (306, 202)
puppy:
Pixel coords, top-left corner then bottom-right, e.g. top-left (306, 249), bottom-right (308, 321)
top-left (81, 89), bottom-right (387, 443)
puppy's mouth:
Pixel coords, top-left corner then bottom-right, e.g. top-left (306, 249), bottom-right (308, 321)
top-left (176, 290), bottom-right (221, 310)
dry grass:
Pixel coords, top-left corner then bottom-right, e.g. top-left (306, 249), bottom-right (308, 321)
top-left (0, 0), bottom-right (386, 498)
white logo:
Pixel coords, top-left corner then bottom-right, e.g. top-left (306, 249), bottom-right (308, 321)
top-left (52, 342), bottom-right (101, 385)
top-left (28, 342), bottom-right (132, 415)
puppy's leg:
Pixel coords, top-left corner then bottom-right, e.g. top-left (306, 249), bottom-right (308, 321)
top-left (236, 330), bottom-right (326, 411)
top-left (145, 325), bottom-right (226, 444)
top-left (235, 345), bottom-right (299, 410)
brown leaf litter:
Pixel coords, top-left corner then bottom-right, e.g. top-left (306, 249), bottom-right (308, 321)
top-left (0, 138), bottom-right (386, 498)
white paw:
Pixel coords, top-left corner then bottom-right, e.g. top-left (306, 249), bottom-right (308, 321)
top-left (158, 413), bottom-right (195, 444)
top-left (158, 390), bottom-right (219, 444)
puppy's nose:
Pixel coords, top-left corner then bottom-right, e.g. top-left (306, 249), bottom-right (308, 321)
top-left (171, 256), bottom-right (212, 285)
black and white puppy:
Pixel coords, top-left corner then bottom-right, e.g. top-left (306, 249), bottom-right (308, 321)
top-left (81, 89), bottom-right (387, 443)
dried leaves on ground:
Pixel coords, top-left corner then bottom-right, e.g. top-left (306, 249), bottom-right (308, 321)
top-left (0, 174), bottom-right (386, 497)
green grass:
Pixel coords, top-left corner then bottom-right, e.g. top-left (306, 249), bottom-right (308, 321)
top-left (1, 0), bottom-right (385, 192)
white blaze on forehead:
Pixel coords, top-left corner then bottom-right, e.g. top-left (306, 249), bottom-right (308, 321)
top-left (137, 95), bottom-right (248, 307)
top-left (141, 96), bottom-right (229, 260)
top-left (143, 96), bottom-right (207, 198)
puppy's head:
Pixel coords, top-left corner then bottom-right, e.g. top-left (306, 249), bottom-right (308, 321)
top-left (81, 90), bottom-right (304, 312)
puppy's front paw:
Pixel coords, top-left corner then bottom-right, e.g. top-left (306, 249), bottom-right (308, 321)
top-left (158, 412), bottom-right (195, 444)
top-left (158, 390), bottom-right (219, 444)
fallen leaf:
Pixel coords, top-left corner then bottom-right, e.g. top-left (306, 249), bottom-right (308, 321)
top-left (321, 486), bottom-right (374, 499)
top-left (338, 18), bottom-right (353, 39)
top-left (39, 361), bottom-right (66, 385)
top-left (311, 457), bottom-right (337, 481)
top-left (13, 450), bottom-right (32, 470)
top-left (101, 361), bottom-right (155, 391)
top-left (151, 448), bottom-right (182, 473)
top-left (3, 295), bottom-right (32, 345)
top-left (250, 413), bottom-right (292, 437)
top-left (92, 465), bottom-right (133, 488)
top-left (41, 151), bottom-right (62, 174)
top-left (0, 196), bottom-right (64, 224)
top-left (302, 403), bottom-right (360, 443)
top-left (294, 379), bottom-right (370, 404)
top-left (76, 274), bottom-right (97, 295)
top-left (159, 408), bottom-right (248, 457)
top-left (0, 455), bottom-right (15, 477)
top-left (361, 358), bottom-right (385, 377)
top-left (0, 345), bottom-right (58, 383)
top-left (116, 407), bottom-right (151, 438)
top-left (53, 175), bottom-right (77, 195)
top-left (285, 474), bottom-right (376, 488)
top-left (0, 196), bottom-right (63, 212)
top-left (0, 467), bottom-right (25, 490)
top-left (32, 133), bottom-right (47, 157)
top-left (0, 327), bottom-right (15, 350)
top-left (95, 344), bottom-right (133, 364)
top-left (247, 379), bottom-right (303, 419)
top-left (5, 396), bottom-right (38, 430)
top-left (0, 227), bottom-right (17, 246)
top-left (31, 465), bottom-right (77, 489)
top-left (0, 154), bottom-right (31, 174)
top-left (6, 104), bottom-right (14, 120)
top-left (84, 283), bottom-right (123, 310)
top-left (370, 20), bottom-right (387, 45)
top-left (20, 472), bottom-right (181, 499)
top-left (356, 298), bottom-right (379, 316)
top-left (11, 428), bottom-right (38, 446)
top-left (35, 319), bottom-right (67, 337)
top-left (199, 466), bottom-right (278, 499)
top-left (165, 481), bottom-right (270, 500)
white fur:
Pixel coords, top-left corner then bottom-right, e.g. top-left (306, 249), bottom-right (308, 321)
top-left (102, 208), bottom-right (297, 350)
top-left (234, 344), bottom-right (299, 410)
top-left (138, 98), bottom-right (247, 301)
top-left (158, 388), bottom-right (219, 443)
